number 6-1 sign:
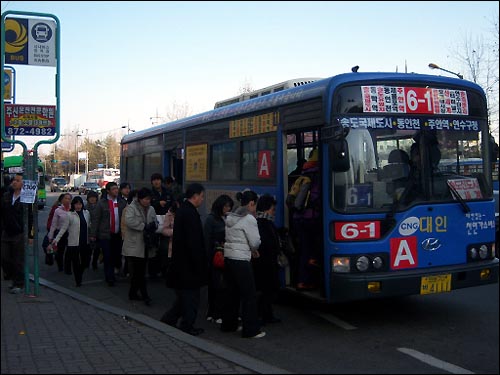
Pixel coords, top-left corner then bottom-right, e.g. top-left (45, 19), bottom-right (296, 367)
top-left (334, 221), bottom-right (381, 241)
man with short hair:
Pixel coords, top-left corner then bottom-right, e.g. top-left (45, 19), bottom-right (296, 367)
top-left (90, 182), bottom-right (127, 286)
top-left (1, 174), bottom-right (34, 294)
top-left (161, 183), bottom-right (208, 336)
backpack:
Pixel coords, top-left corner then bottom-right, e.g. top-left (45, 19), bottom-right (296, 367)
top-left (286, 175), bottom-right (311, 211)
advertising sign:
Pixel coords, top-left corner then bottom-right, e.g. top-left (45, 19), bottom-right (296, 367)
top-left (4, 17), bottom-right (57, 66)
top-left (4, 104), bottom-right (56, 136)
top-left (185, 144), bottom-right (208, 181)
top-left (4, 68), bottom-right (13, 100)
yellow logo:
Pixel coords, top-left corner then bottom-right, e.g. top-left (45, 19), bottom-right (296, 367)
top-left (5, 19), bottom-right (28, 54)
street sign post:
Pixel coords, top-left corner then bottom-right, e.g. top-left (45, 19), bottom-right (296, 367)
top-left (1, 10), bottom-right (61, 297)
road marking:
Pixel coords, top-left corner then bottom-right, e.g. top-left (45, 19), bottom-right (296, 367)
top-left (397, 347), bottom-right (475, 374)
top-left (311, 311), bottom-right (357, 330)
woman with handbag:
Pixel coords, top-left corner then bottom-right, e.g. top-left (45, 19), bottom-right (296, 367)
top-left (52, 196), bottom-right (91, 287)
top-left (48, 193), bottom-right (72, 273)
top-left (203, 194), bottom-right (234, 324)
top-left (220, 190), bottom-right (265, 339)
top-left (122, 187), bottom-right (157, 306)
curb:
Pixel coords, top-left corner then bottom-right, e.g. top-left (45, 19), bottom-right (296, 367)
top-left (34, 276), bottom-right (291, 374)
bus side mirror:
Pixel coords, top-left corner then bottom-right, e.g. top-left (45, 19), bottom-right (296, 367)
top-left (330, 140), bottom-right (350, 172)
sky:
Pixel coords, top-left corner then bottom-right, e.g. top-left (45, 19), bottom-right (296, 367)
top-left (1, 1), bottom-right (498, 155)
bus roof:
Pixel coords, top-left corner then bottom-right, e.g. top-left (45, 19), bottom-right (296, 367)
top-left (122, 72), bottom-right (486, 145)
top-left (2, 155), bottom-right (43, 168)
top-left (213, 77), bottom-right (322, 109)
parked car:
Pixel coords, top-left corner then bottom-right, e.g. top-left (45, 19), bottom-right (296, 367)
top-left (50, 177), bottom-right (67, 192)
top-left (78, 182), bottom-right (100, 195)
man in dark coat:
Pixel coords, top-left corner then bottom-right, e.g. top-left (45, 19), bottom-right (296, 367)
top-left (1, 173), bottom-right (34, 293)
top-left (161, 183), bottom-right (208, 336)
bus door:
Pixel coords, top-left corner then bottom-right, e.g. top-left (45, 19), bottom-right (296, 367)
top-left (285, 129), bottom-right (322, 289)
top-left (164, 148), bottom-right (184, 188)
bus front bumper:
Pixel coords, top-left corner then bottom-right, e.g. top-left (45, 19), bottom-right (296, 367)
top-left (329, 258), bottom-right (499, 303)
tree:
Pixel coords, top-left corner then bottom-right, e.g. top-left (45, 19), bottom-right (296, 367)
top-left (164, 100), bottom-right (193, 122)
top-left (238, 77), bottom-right (254, 94)
top-left (451, 12), bottom-right (499, 142)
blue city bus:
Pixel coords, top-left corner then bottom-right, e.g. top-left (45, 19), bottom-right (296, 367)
top-left (120, 72), bottom-right (498, 303)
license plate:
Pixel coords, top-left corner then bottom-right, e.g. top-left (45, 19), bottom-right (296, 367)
top-left (420, 274), bottom-right (452, 295)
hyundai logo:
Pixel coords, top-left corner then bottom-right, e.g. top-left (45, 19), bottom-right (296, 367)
top-left (421, 238), bottom-right (441, 251)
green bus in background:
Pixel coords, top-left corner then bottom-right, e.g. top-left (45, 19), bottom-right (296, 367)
top-left (2, 155), bottom-right (46, 209)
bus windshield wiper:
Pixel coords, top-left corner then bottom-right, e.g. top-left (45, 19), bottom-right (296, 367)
top-left (446, 181), bottom-right (470, 213)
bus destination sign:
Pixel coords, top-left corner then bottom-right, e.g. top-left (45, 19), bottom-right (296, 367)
top-left (361, 86), bottom-right (469, 115)
top-left (4, 104), bottom-right (56, 136)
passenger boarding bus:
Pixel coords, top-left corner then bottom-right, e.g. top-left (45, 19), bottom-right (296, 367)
top-left (120, 71), bottom-right (498, 303)
top-left (2, 155), bottom-right (46, 209)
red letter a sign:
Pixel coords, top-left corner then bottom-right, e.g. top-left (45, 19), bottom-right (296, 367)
top-left (258, 150), bottom-right (271, 179)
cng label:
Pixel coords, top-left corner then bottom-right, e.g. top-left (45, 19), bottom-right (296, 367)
top-left (399, 216), bottom-right (419, 236)
top-left (390, 236), bottom-right (418, 270)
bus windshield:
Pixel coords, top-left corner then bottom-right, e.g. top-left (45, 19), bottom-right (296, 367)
top-left (330, 83), bottom-right (492, 213)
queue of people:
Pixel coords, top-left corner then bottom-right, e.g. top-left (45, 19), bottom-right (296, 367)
top-left (2, 171), bottom-right (293, 340)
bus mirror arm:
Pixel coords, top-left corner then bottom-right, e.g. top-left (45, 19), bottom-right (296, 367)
top-left (330, 140), bottom-right (350, 172)
top-left (446, 181), bottom-right (471, 214)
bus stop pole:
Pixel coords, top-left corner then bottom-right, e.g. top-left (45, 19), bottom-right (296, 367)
top-left (32, 149), bottom-right (40, 296)
top-left (22, 150), bottom-right (40, 296)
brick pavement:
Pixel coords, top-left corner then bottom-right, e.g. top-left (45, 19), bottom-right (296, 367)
top-left (1, 278), bottom-right (288, 374)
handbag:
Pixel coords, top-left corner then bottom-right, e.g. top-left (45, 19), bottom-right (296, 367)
top-left (277, 251), bottom-right (289, 268)
top-left (212, 243), bottom-right (225, 269)
top-left (213, 250), bottom-right (225, 269)
top-left (155, 215), bottom-right (165, 234)
top-left (42, 234), bottom-right (54, 265)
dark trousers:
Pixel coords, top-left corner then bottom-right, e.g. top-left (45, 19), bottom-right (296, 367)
top-left (207, 265), bottom-right (225, 319)
top-left (162, 288), bottom-right (200, 332)
top-left (294, 218), bottom-right (321, 285)
top-left (54, 231), bottom-right (69, 273)
top-left (126, 256), bottom-right (149, 299)
top-left (221, 258), bottom-right (260, 337)
top-left (1, 232), bottom-right (25, 287)
top-left (100, 233), bottom-right (122, 283)
top-left (90, 241), bottom-right (101, 269)
top-left (66, 245), bottom-right (87, 285)
top-left (257, 288), bottom-right (277, 322)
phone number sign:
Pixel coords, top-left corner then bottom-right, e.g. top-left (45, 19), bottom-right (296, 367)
top-left (4, 104), bottom-right (57, 136)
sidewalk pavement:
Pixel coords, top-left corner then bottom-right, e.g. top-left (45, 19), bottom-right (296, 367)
top-left (1, 277), bottom-right (289, 374)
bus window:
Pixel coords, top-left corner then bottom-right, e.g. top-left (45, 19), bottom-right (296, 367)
top-left (211, 142), bottom-right (238, 181)
top-left (241, 136), bottom-right (276, 181)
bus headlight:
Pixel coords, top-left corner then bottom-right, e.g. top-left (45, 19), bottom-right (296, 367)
top-left (355, 256), bottom-right (370, 272)
top-left (372, 256), bottom-right (384, 270)
top-left (332, 257), bottom-right (350, 273)
top-left (469, 247), bottom-right (478, 259)
top-left (478, 245), bottom-right (488, 259)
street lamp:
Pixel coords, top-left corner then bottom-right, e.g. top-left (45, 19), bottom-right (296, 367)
top-left (428, 63), bottom-right (463, 80)
top-left (97, 144), bottom-right (108, 169)
top-left (121, 122), bottom-right (135, 134)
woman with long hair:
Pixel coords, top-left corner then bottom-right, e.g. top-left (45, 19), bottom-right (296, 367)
top-left (52, 196), bottom-right (91, 287)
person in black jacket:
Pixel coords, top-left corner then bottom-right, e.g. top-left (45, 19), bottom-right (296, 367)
top-left (253, 194), bottom-right (282, 325)
top-left (0, 173), bottom-right (34, 294)
top-left (150, 173), bottom-right (173, 278)
top-left (161, 183), bottom-right (208, 336)
top-left (203, 194), bottom-right (234, 323)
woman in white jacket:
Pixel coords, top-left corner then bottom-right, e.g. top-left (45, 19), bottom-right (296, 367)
top-left (53, 196), bottom-right (91, 287)
top-left (122, 187), bottom-right (158, 306)
top-left (221, 190), bottom-right (265, 339)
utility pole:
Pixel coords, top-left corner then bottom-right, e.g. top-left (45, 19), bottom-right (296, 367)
top-left (85, 129), bottom-right (89, 175)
